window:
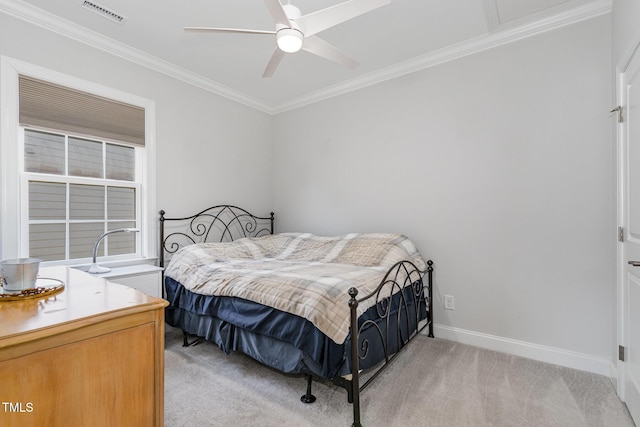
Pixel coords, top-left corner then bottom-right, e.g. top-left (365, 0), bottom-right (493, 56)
top-left (24, 129), bottom-right (140, 262)
top-left (0, 57), bottom-right (156, 265)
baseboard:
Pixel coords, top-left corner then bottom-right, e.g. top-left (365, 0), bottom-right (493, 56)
top-left (429, 324), bottom-right (611, 376)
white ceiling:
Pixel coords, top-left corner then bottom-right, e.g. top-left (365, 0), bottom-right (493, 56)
top-left (0, 0), bottom-right (611, 113)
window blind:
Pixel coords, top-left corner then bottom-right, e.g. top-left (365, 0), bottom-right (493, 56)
top-left (19, 75), bottom-right (145, 147)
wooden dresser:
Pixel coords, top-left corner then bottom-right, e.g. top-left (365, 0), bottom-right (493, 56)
top-left (0, 266), bottom-right (168, 427)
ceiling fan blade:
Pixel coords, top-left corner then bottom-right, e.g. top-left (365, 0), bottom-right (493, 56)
top-left (302, 36), bottom-right (358, 69)
top-left (263, 0), bottom-right (290, 27)
top-left (184, 27), bottom-right (275, 35)
top-left (296, 0), bottom-right (390, 37)
top-left (262, 48), bottom-right (286, 78)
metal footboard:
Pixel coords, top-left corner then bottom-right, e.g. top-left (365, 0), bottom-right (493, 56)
top-left (337, 259), bottom-right (434, 427)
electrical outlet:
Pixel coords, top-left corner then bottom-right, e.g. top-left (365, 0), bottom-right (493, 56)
top-left (444, 295), bottom-right (455, 310)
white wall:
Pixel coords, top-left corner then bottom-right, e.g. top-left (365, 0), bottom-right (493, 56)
top-left (273, 16), bottom-right (614, 367)
top-left (613, 0), bottom-right (640, 69)
top-left (0, 12), bottom-right (273, 223)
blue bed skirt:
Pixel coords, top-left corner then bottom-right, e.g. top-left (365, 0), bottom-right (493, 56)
top-left (165, 276), bottom-right (427, 379)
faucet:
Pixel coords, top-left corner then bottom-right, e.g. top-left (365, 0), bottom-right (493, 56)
top-left (88, 228), bottom-right (140, 274)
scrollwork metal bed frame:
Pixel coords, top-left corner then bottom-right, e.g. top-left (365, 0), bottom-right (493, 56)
top-left (159, 205), bottom-right (433, 427)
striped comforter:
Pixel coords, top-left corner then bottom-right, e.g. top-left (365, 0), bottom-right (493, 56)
top-left (164, 232), bottom-right (426, 344)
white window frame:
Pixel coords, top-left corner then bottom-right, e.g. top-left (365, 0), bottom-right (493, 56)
top-left (21, 129), bottom-right (143, 264)
top-left (1, 56), bottom-right (157, 267)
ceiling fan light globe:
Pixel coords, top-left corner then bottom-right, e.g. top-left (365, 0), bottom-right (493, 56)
top-left (277, 28), bottom-right (303, 53)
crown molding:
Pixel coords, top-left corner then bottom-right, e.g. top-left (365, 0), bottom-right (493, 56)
top-left (0, 0), bottom-right (272, 114)
top-left (0, 0), bottom-right (611, 116)
top-left (272, 0), bottom-right (612, 114)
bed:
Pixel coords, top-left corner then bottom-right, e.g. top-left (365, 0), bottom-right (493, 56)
top-left (159, 205), bottom-right (433, 427)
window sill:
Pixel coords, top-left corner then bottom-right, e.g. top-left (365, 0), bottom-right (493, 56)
top-left (69, 260), bottom-right (164, 298)
top-left (71, 263), bottom-right (163, 279)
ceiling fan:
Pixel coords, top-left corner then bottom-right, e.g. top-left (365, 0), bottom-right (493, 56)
top-left (184, 0), bottom-right (390, 78)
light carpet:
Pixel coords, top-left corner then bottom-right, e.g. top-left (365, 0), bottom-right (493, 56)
top-left (164, 325), bottom-right (634, 426)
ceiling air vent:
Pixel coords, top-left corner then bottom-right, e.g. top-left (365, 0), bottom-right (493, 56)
top-left (81, 1), bottom-right (127, 24)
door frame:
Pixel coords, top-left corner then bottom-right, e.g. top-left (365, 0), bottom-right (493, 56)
top-left (616, 67), bottom-right (626, 400)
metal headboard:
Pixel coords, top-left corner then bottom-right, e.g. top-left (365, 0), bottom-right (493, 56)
top-left (159, 205), bottom-right (274, 268)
